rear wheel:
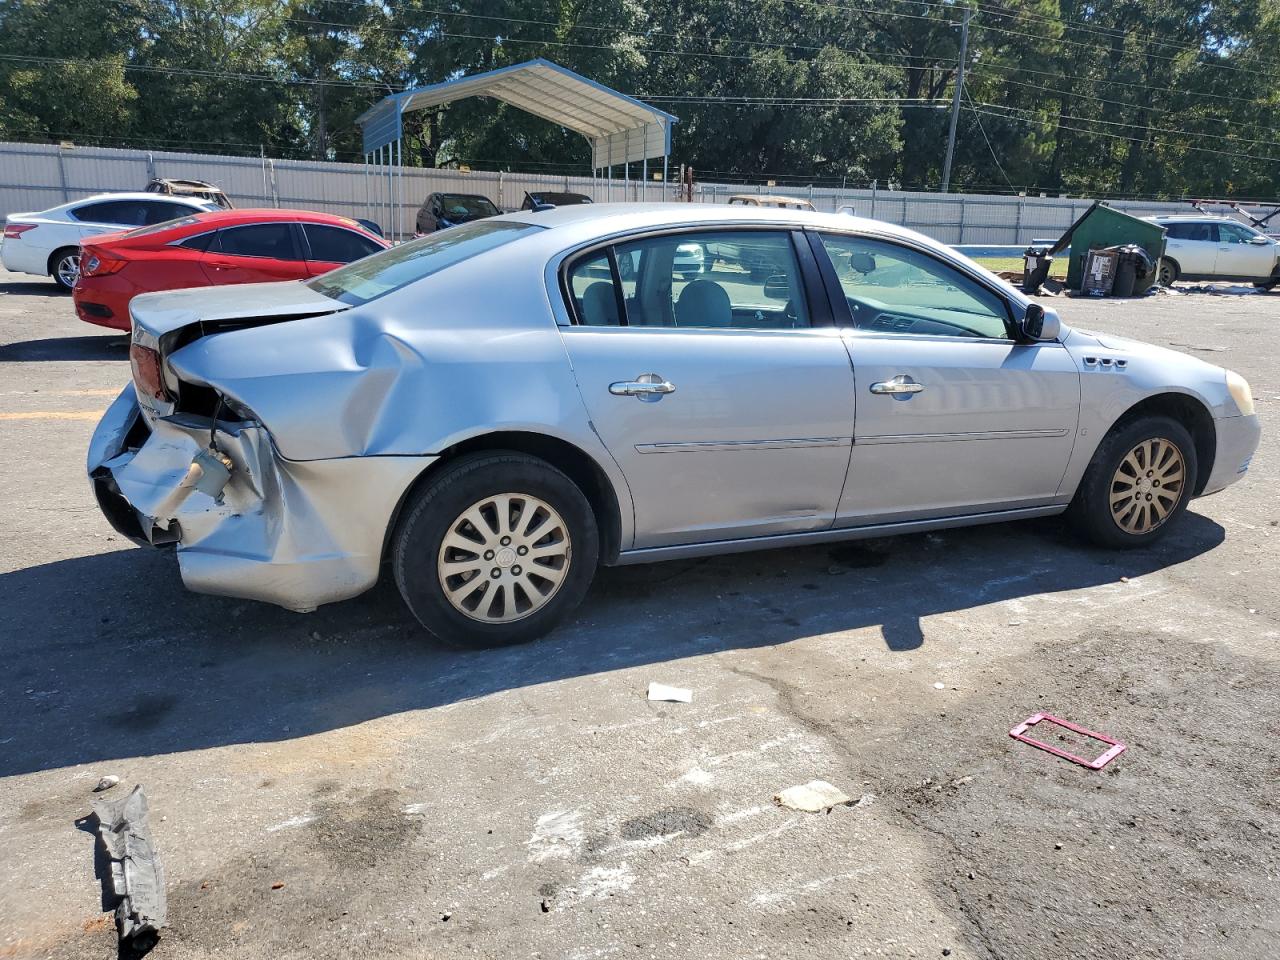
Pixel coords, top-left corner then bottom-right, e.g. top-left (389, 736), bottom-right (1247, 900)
top-left (392, 452), bottom-right (599, 648)
top-left (1068, 416), bottom-right (1197, 549)
top-left (1253, 279), bottom-right (1278, 291)
top-left (1156, 258), bottom-right (1179, 287)
top-left (49, 247), bottom-right (80, 290)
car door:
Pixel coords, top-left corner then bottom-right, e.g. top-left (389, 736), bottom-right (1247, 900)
top-left (812, 232), bottom-right (1080, 526)
top-left (1163, 221), bottom-right (1217, 275)
top-left (558, 228), bottom-right (857, 549)
top-left (200, 222), bottom-right (307, 284)
top-left (1214, 221), bottom-right (1276, 279)
top-left (300, 222), bottom-right (385, 276)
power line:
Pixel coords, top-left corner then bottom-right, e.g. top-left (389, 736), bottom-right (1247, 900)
top-left (972, 100), bottom-right (1280, 151)
top-left (963, 86), bottom-right (1014, 190)
top-left (968, 105), bottom-right (1280, 164)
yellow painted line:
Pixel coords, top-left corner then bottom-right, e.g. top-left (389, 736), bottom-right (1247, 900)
top-left (0, 410), bottom-right (104, 421)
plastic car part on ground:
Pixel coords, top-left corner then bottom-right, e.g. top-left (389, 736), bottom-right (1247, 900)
top-left (1008, 712), bottom-right (1127, 769)
top-left (92, 785), bottom-right (167, 949)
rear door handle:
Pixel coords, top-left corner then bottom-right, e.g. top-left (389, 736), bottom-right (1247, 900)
top-left (610, 373), bottom-right (676, 401)
top-left (870, 375), bottom-right (925, 395)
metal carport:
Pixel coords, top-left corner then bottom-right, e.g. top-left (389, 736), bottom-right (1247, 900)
top-left (356, 58), bottom-right (678, 236)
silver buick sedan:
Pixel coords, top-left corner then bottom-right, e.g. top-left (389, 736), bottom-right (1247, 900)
top-left (88, 204), bottom-right (1261, 647)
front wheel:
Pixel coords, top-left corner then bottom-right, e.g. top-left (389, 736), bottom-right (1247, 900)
top-left (392, 452), bottom-right (599, 648)
top-left (1156, 258), bottom-right (1179, 287)
top-left (1068, 416), bottom-right (1198, 549)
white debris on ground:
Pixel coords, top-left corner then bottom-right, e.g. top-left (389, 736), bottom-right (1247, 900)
top-left (773, 780), bottom-right (854, 812)
top-left (647, 682), bottom-right (692, 703)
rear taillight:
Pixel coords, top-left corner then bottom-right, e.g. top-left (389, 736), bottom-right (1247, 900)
top-left (129, 344), bottom-right (172, 401)
top-left (3, 223), bottom-right (36, 240)
top-left (81, 252), bottom-right (127, 277)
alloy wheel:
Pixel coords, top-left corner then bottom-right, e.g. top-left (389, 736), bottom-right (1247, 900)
top-left (437, 493), bottom-right (572, 623)
top-left (56, 253), bottom-right (80, 288)
top-left (1109, 438), bottom-right (1185, 535)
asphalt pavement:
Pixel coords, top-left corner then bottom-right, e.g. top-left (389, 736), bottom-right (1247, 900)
top-left (1, 270), bottom-right (1277, 959)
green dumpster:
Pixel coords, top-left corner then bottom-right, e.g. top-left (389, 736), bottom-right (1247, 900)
top-left (1049, 202), bottom-right (1167, 292)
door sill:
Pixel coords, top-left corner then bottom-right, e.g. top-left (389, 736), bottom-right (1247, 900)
top-left (612, 505), bottom-right (1068, 566)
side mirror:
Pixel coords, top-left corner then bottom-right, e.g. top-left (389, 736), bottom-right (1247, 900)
top-left (762, 274), bottom-right (790, 299)
top-left (531, 201), bottom-right (556, 213)
top-left (1020, 302), bottom-right (1060, 341)
top-left (1249, 235), bottom-right (1271, 245)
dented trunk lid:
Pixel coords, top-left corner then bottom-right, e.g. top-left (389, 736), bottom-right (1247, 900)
top-left (129, 280), bottom-right (345, 344)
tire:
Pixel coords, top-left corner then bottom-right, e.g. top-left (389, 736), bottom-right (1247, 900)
top-left (1253, 279), bottom-right (1278, 291)
top-left (1156, 258), bottom-right (1179, 287)
top-left (392, 452), bottom-right (599, 648)
top-left (48, 247), bottom-right (80, 291)
top-left (1068, 415), bottom-right (1198, 549)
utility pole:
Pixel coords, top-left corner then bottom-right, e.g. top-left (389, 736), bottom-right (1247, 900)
top-left (941, 6), bottom-right (972, 194)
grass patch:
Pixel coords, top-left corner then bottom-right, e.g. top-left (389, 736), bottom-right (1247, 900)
top-left (973, 256), bottom-right (1068, 279)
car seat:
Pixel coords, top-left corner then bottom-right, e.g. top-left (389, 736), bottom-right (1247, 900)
top-left (581, 281), bottom-right (621, 325)
top-left (675, 279), bottom-right (731, 327)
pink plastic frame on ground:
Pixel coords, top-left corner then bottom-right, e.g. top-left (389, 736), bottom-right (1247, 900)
top-left (1008, 712), bottom-right (1127, 770)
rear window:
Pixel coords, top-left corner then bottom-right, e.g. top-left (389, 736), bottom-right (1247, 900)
top-left (307, 220), bottom-right (541, 306)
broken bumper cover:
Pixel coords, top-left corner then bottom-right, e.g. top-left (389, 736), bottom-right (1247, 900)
top-left (88, 387), bottom-right (435, 612)
top-left (1201, 412), bottom-right (1261, 497)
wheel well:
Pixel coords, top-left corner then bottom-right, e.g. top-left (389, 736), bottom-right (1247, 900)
top-left (383, 432), bottom-right (625, 564)
top-left (1111, 393), bottom-right (1215, 494)
top-left (47, 246), bottom-right (78, 275)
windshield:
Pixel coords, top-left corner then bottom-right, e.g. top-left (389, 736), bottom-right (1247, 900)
top-left (437, 195), bottom-right (499, 219)
top-left (307, 220), bottom-right (541, 306)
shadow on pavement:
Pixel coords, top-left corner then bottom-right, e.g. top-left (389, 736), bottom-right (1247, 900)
top-left (0, 334), bottom-right (128, 362)
top-left (0, 512), bottom-right (1225, 777)
top-left (0, 279), bottom-right (65, 297)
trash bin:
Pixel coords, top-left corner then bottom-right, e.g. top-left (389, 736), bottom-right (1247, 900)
top-left (1082, 249), bottom-right (1119, 296)
top-left (1107, 243), bottom-right (1158, 297)
top-left (1022, 246), bottom-right (1053, 293)
top-left (1054, 202), bottom-right (1167, 291)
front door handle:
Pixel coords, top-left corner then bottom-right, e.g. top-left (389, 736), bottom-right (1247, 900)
top-left (610, 373), bottom-right (676, 401)
top-left (870, 375), bottom-right (925, 396)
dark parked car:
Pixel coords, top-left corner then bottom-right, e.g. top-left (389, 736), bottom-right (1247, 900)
top-left (415, 193), bottom-right (500, 234)
top-left (521, 191), bottom-right (593, 211)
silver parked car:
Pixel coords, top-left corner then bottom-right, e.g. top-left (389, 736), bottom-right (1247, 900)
top-left (88, 204), bottom-right (1261, 648)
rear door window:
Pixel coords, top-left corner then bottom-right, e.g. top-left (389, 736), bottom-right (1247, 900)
top-left (567, 230), bottom-right (810, 329)
top-left (71, 200), bottom-right (151, 226)
top-left (303, 224), bottom-right (383, 263)
top-left (141, 200), bottom-right (198, 225)
top-left (215, 223), bottom-right (299, 260)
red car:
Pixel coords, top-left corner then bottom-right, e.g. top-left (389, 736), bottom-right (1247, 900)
top-left (73, 209), bottom-right (389, 331)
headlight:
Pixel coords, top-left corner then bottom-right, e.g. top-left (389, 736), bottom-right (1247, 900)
top-left (1226, 370), bottom-right (1255, 416)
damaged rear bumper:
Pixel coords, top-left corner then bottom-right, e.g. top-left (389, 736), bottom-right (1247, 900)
top-left (88, 387), bottom-right (435, 612)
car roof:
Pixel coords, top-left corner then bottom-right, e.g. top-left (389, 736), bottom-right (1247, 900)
top-left (70, 192), bottom-right (214, 206)
top-left (494, 203), bottom-right (998, 278)
top-left (1147, 214), bottom-right (1240, 223)
top-left (177, 208), bottom-right (379, 230)
top-left (498, 201), bottom-right (867, 231)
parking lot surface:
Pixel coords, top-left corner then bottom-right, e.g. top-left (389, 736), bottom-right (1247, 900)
top-left (1, 270), bottom-right (1277, 959)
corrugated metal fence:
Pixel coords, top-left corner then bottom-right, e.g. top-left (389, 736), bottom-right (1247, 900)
top-left (1, 140), bottom-right (1191, 243)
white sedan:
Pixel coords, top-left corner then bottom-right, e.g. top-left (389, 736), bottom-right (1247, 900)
top-left (2, 192), bottom-right (220, 289)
